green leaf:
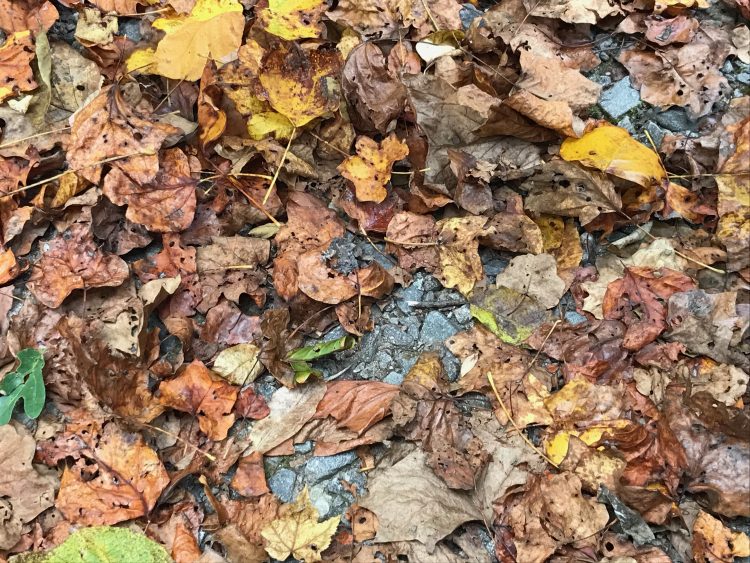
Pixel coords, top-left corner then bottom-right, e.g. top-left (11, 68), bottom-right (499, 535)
top-left (469, 286), bottom-right (550, 345)
top-left (286, 335), bottom-right (355, 362)
top-left (9, 526), bottom-right (172, 563)
top-left (0, 348), bottom-right (45, 425)
top-left (290, 360), bottom-right (322, 384)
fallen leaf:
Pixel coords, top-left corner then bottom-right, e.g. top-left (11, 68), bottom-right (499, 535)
top-left (235, 386), bottom-right (270, 420)
top-left (560, 123), bottom-right (667, 188)
top-left (434, 215), bottom-right (488, 296)
top-left (645, 14), bottom-right (699, 45)
top-left (470, 285), bottom-right (550, 345)
top-left (256, 0), bottom-right (326, 40)
top-left (213, 343), bottom-right (264, 386)
top-left (75, 7), bottom-right (118, 46)
top-left (159, 360), bottom-right (239, 441)
top-left (248, 381), bottom-right (326, 453)
top-left (259, 43), bottom-right (341, 127)
top-left (67, 85), bottom-right (180, 185)
top-left (0, 31), bottom-right (37, 104)
top-left (135, 0), bottom-right (245, 81)
top-left (358, 446), bottom-right (483, 551)
top-left (692, 510), bottom-right (750, 562)
top-left (261, 487), bottom-right (340, 562)
top-left (619, 25), bottom-right (731, 118)
top-left (314, 380), bottom-right (399, 434)
top-left (0, 0), bottom-right (58, 33)
top-left (523, 159), bottom-right (622, 224)
top-left (338, 134), bottom-right (409, 203)
top-left (495, 253), bottom-right (566, 310)
top-left (103, 148), bottom-right (199, 232)
top-left (0, 423), bottom-right (57, 550)
top-left (28, 223), bottom-right (130, 308)
top-left (55, 419), bottom-right (169, 525)
top-left (231, 451), bottom-right (269, 498)
top-left (603, 267), bottom-right (697, 350)
top-left (716, 116), bottom-right (749, 272)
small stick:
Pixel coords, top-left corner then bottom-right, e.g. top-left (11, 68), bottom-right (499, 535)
top-left (263, 126), bottom-right (296, 205)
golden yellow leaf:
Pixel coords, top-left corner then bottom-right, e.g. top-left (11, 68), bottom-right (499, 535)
top-left (693, 510), bottom-right (750, 562)
top-left (560, 123), bottom-right (666, 188)
top-left (259, 43), bottom-right (341, 127)
top-left (51, 172), bottom-right (86, 208)
top-left (131, 0), bottom-right (244, 81)
top-left (256, 0), bottom-right (326, 40)
top-left (533, 215), bottom-right (564, 251)
top-left (434, 216), bottom-right (488, 296)
top-left (125, 47), bottom-right (157, 74)
top-left (247, 111), bottom-right (295, 140)
top-left (261, 488), bottom-right (340, 562)
top-left (338, 134), bottom-right (409, 203)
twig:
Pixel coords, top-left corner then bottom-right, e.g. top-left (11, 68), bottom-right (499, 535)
top-left (0, 126), bottom-right (70, 149)
top-left (263, 126), bottom-right (296, 205)
top-left (487, 371), bottom-right (559, 468)
top-left (383, 237), bottom-right (440, 247)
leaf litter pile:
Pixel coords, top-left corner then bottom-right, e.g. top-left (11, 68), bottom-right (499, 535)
top-left (0, 0), bottom-right (749, 561)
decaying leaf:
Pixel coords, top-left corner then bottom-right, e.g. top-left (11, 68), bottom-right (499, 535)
top-left (0, 31), bottom-right (38, 104)
top-left (692, 510), bottom-right (750, 562)
top-left (28, 223), bottom-right (129, 308)
top-left (338, 134), bottom-right (409, 203)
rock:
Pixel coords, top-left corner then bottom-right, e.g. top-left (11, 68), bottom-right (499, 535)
top-left (309, 484), bottom-right (332, 517)
top-left (736, 72), bottom-right (750, 86)
top-left (440, 348), bottom-right (461, 381)
top-left (419, 311), bottom-right (459, 345)
top-left (452, 305), bottom-right (472, 325)
top-left (650, 108), bottom-right (697, 133)
top-left (305, 452), bottom-right (358, 484)
top-left (384, 371), bottom-right (405, 385)
top-left (382, 324), bottom-right (415, 346)
top-left (268, 468), bottom-right (298, 503)
top-left (119, 19), bottom-right (142, 42)
top-left (294, 441), bottom-right (313, 454)
top-left (599, 78), bottom-right (641, 119)
top-left (565, 310), bottom-right (588, 325)
top-left (617, 116), bottom-right (636, 134)
top-left (421, 275), bottom-right (442, 292)
top-left (643, 121), bottom-right (668, 148)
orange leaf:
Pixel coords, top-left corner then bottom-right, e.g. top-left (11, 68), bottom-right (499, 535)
top-left (338, 134), bottom-right (409, 203)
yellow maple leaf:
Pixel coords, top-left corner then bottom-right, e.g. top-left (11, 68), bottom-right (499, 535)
top-left (261, 488), bottom-right (340, 562)
top-left (259, 43), bottom-right (341, 127)
top-left (338, 134), bottom-right (409, 203)
top-left (560, 123), bottom-right (666, 188)
top-left (127, 0), bottom-right (244, 81)
top-left (434, 216), bottom-right (488, 296)
top-left (256, 0), bottom-right (326, 40)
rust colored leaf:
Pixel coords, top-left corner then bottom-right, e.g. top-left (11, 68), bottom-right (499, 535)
top-left (28, 223), bottom-right (129, 308)
top-left (55, 419), bottom-right (169, 526)
top-left (235, 386), bottom-right (270, 420)
top-left (0, 0), bottom-right (58, 33)
top-left (231, 451), bottom-right (269, 498)
top-left (603, 267), bottom-right (697, 351)
top-left (67, 86), bottom-right (181, 184)
top-left (0, 31), bottom-right (37, 104)
top-left (314, 380), bottom-right (399, 434)
top-left (159, 360), bottom-right (239, 441)
top-left (102, 148), bottom-right (199, 232)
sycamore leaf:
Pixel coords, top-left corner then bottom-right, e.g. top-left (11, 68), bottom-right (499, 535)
top-left (338, 134), bottom-right (409, 202)
top-left (130, 0), bottom-right (244, 81)
top-left (10, 526), bottom-right (171, 563)
top-left (0, 349), bottom-right (45, 425)
top-left (261, 487), bottom-right (340, 562)
top-left (256, 0), bottom-right (326, 40)
top-left (560, 123), bottom-right (666, 188)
